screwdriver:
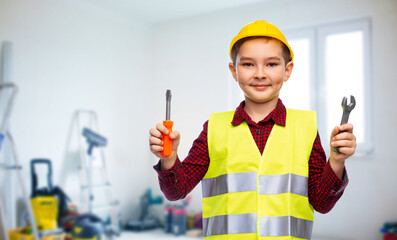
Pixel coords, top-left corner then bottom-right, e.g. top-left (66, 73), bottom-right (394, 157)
top-left (161, 89), bottom-right (173, 157)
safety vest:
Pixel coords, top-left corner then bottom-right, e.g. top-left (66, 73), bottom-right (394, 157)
top-left (202, 109), bottom-right (317, 240)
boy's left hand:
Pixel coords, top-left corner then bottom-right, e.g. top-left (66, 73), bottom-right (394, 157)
top-left (330, 123), bottom-right (357, 163)
top-left (329, 123), bottom-right (356, 180)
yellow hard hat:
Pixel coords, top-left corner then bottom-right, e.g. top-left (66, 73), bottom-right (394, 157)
top-left (229, 20), bottom-right (294, 61)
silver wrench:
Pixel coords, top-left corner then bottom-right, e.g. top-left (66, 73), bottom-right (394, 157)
top-left (333, 95), bottom-right (356, 153)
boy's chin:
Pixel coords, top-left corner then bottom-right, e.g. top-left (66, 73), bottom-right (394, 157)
top-left (246, 96), bottom-right (279, 104)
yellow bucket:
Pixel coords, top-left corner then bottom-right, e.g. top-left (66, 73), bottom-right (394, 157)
top-left (8, 227), bottom-right (65, 240)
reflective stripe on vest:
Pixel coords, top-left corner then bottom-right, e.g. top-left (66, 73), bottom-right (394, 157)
top-left (202, 172), bottom-right (257, 198)
top-left (203, 213), bottom-right (257, 236)
top-left (203, 109), bottom-right (317, 239)
top-left (260, 216), bottom-right (313, 239)
top-left (259, 173), bottom-right (308, 196)
top-left (202, 214), bottom-right (313, 239)
top-left (202, 172), bottom-right (308, 198)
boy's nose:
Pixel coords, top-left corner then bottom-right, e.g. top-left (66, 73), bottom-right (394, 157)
top-left (254, 66), bottom-right (267, 79)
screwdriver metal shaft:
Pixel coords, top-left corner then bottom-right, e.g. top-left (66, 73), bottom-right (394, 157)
top-left (166, 90), bottom-right (171, 120)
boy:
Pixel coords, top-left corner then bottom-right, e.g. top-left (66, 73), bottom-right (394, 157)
top-left (149, 20), bottom-right (356, 239)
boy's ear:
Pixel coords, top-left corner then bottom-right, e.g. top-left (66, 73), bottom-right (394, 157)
top-left (284, 61), bottom-right (294, 82)
top-left (229, 62), bottom-right (237, 81)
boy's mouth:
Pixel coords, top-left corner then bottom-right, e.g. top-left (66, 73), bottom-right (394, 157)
top-left (251, 84), bottom-right (270, 90)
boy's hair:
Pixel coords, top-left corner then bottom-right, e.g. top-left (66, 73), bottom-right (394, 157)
top-left (230, 36), bottom-right (291, 66)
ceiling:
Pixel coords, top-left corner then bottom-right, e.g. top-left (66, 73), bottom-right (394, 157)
top-left (82, 0), bottom-right (270, 24)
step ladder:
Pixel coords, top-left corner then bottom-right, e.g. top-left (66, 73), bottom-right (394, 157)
top-left (1, 195), bottom-right (7, 240)
top-left (0, 83), bottom-right (40, 240)
top-left (73, 110), bottom-right (120, 236)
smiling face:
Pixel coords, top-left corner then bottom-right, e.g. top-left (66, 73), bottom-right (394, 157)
top-left (229, 37), bottom-right (294, 107)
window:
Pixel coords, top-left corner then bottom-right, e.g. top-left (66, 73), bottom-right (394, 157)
top-left (285, 18), bottom-right (372, 156)
top-left (229, 18), bottom-right (372, 156)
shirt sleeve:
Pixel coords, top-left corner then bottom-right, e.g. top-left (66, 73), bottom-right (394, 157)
top-left (308, 132), bottom-right (349, 214)
top-left (153, 121), bottom-right (210, 201)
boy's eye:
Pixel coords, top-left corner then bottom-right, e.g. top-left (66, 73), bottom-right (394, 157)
top-left (268, 62), bottom-right (278, 67)
top-left (241, 62), bottom-right (253, 66)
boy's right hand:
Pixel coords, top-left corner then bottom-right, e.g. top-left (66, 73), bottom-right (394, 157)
top-left (149, 123), bottom-right (180, 171)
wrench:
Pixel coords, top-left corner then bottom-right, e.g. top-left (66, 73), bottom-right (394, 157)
top-left (333, 95), bottom-right (356, 154)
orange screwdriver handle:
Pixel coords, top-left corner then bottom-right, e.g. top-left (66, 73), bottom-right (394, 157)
top-left (161, 120), bottom-right (174, 157)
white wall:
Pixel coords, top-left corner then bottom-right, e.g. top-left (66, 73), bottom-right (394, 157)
top-left (0, 0), bottom-right (154, 224)
top-left (151, 0), bottom-right (397, 239)
top-left (1, 0), bottom-right (396, 239)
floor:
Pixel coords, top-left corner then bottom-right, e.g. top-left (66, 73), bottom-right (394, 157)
top-left (115, 230), bottom-right (338, 240)
top-left (116, 229), bottom-right (202, 240)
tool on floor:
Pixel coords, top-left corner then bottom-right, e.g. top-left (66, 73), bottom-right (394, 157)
top-left (30, 159), bottom-right (69, 232)
top-left (161, 90), bottom-right (173, 157)
top-left (125, 189), bottom-right (163, 231)
top-left (164, 195), bottom-right (191, 236)
top-left (63, 213), bottom-right (104, 240)
top-left (29, 158), bottom-right (68, 240)
top-left (381, 222), bottom-right (397, 240)
top-left (333, 95), bottom-right (356, 154)
top-left (30, 159), bottom-right (59, 232)
top-left (74, 110), bottom-right (120, 237)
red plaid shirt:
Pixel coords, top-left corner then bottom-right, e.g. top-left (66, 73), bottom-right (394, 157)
top-left (154, 99), bottom-right (348, 214)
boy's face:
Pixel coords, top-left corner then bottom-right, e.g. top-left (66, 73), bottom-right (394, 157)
top-left (229, 37), bottom-right (293, 105)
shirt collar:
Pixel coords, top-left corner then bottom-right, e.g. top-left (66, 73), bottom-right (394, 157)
top-left (231, 98), bottom-right (286, 127)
